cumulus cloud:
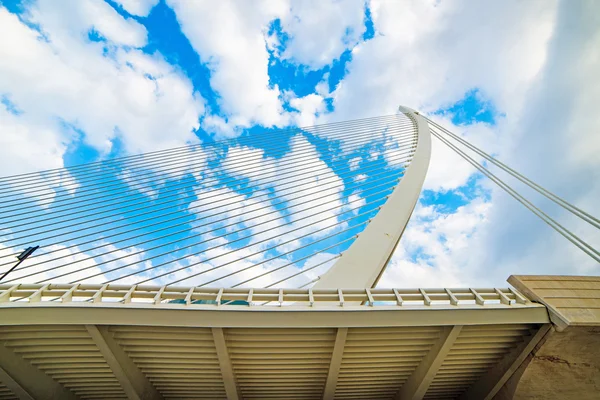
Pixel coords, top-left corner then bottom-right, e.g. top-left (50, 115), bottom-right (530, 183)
top-left (0, 106), bottom-right (66, 176)
top-left (460, 0), bottom-right (600, 284)
top-left (276, 0), bottom-right (366, 69)
top-left (167, 0), bottom-right (289, 129)
top-left (324, 0), bottom-right (557, 195)
top-left (0, 0), bottom-right (204, 176)
top-left (379, 199), bottom-right (491, 288)
top-left (112, 0), bottom-right (159, 17)
top-left (166, 0), bottom-right (367, 132)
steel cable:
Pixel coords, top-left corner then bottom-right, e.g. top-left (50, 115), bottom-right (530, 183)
top-left (0, 126), bottom-right (414, 229)
top-left (1, 157), bottom-right (406, 276)
top-left (0, 113), bottom-right (424, 288)
top-left (81, 191), bottom-right (385, 285)
top-left (1, 137), bottom-right (414, 248)
top-left (0, 113), bottom-right (404, 185)
top-left (0, 130), bottom-right (414, 238)
top-left (431, 127), bottom-right (600, 263)
top-left (0, 119), bottom-right (414, 213)
top-left (0, 115), bottom-right (410, 203)
top-left (426, 116), bottom-right (600, 230)
top-left (8, 171), bottom-right (398, 282)
top-left (146, 207), bottom-right (375, 287)
top-left (0, 131), bottom-right (414, 240)
top-left (0, 151), bottom-right (410, 273)
top-left (0, 143), bottom-right (413, 264)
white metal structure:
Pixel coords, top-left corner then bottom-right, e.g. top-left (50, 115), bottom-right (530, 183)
top-left (1, 107), bottom-right (599, 400)
top-left (0, 110), bottom-right (421, 290)
top-left (315, 106), bottom-right (431, 289)
top-left (0, 283), bottom-right (550, 400)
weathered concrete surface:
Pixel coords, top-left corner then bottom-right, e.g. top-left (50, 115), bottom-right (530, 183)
top-left (494, 276), bottom-right (600, 399)
top-left (508, 275), bottom-right (600, 331)
top-left (495, 326), bottom-right (600, 399)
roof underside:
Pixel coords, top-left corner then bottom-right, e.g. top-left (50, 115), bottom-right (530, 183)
top-left (0, 324), bottom-right (546, 400)
top-left (0, 284), bottom-right (551, 400)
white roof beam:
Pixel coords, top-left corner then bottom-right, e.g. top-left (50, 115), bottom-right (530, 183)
top-left (0, 342), bottom-right (78, 400)
top-left (0, 365), bottom-right (34, 400)
top-left (461, 324), bottom-right (551, 400)
top-left (212, 328), bottom-right (240, 400)
top-left (322, 327), bottom-right (348, 400)
top-left (85, 325), bottom-right (162, 400)
top-left (396, 325), bottom-right (463, 400)
top-left (0, 304), bottom-right (549, 328)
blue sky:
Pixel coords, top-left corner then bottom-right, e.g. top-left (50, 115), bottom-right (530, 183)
top-left (0, 0), bottom-right (598, 288)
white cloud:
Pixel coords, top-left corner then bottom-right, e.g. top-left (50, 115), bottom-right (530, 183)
top-left (423, 116), bottom-right (498, 192)
top-left (326, 0), bottom-right (555, 127)
top-left (0, 107), bottom-right (66, 176)
top-left (0, 0), bottom-right (204, 177)
top-left (289, 93), bottom-right (327, 126)
top-left (201, 114), bottom-right (238, 138)
top-left (166, 0), bottom-right (367, 132)
top-left (27, 0), bottom-right (148, 48)
top-left (277, 0), bottom-right (366, 69)
top-left (112, 0), bottom-right (159, 17)
top-left (167, 0), bottom-right (289, 128)
top-left (378, 199), bottom-right (491, 288)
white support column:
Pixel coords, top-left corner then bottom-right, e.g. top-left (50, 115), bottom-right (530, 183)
top-left (461, 324), bottom-right (551, 400)
top-left (314, 106), bottom-right (431, 289)
top-left (0, 342), bottom-right (78, 400)
top-left (396, 325), bottom-right (463, 400)
top-left (322, 327), bottom-right (348, 400)
top-left (0, 366), bottom-right (34, 400)
top-left (212, 328), bottom-right (240, 400)
top-left (85, 325), bottom-right (163, 400)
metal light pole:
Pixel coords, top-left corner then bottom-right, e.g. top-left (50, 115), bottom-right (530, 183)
top-left (0, 245), bottom-right (39, 282)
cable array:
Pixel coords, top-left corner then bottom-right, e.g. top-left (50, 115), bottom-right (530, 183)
top-left (0, 114), bottom-right (417, 288)
top-left (4, 109), bottom-right (592, 291)
top-left (426, 116), bottom-right (600, 263)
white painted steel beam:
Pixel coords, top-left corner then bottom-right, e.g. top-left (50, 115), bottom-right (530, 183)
top-left (314, 106), bottom-right (431, 289)
top-left (396, 325), bottom-right (463, 400)
top-left (322, 327), bottom-right (348, 399)
top-left (0, 366), bottom-right (34, 400)
top-left (0, 342), bottom-right (78, 400)
top-left (0, 304), bottom-right (549, 328)
top-left (460, 324), bottom-right (552, 400)
top-left (211, 328), bottom-right (240, 400)
top-left (85, 325), bottom-right (163, 400)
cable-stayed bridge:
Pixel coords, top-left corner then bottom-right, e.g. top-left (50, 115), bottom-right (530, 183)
top-left (0, 107), bottom-right (598, 400)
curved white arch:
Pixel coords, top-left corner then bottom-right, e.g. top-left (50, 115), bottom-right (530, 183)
top-left (314, 106), bottom-right (431, 289)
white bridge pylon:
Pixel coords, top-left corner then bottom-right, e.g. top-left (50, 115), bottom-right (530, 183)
top-left (315, 106), bottom-right (431, 289)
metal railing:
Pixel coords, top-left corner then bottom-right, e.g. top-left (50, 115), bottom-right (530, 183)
top-left (0, 283), bottom-right (530, 308)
